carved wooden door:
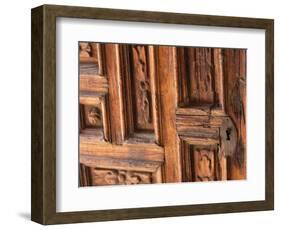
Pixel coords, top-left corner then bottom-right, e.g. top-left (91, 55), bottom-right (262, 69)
top-left (79, 42), bottom-right (246, 186)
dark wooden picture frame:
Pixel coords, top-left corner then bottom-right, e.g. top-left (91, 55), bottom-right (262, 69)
top-left (31, 4), bottom-right (274, 225)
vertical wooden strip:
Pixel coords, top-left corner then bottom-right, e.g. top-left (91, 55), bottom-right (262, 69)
top-left (239, 49), bottom-right (247, 177)
top-left (148, 46), bottom-right (162, 144)
top-left (187, 48), bottom-right (197, 104)
top-left (97, 43), bottom-right (106, 76)
top-left (217, 153), bottom-right (228, 180)
top-left (157, 46), bottom-right (182, 182)
top-left (119, 44), bottom-right (135, 139)
top-left (153, 167), bottom-right (163, 184)
top-left (181, 141), bottom-right (193, 182)
top-left (215, 144), bottom-right (227, 181)
top-left (213, 48), bottom-right (225, 111)
top-left (79, 104), bottom-right (85, 131)
top-left (265, 22), bottom-right (274, 207)
top-left (43, 6), bottom-right (57, 222)
top-left (100, 96), bottom-right (111, 142)
top-left (79, 163), bottom-right (91, 186)
top-left (31, 6), bottom-right (44, 223)
top-left (176, 47), bottom-right (189, 107)
top-left (105, 44), bottom-right (125, 144)
top-left (201, 48), bottom-right (214, 103)
top-left (223, 49), bottom-right (246, 180)
top-left (79, 164), bottom-right (84, 186)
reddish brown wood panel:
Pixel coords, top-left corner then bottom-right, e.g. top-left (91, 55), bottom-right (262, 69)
top-left (79, 42), bottom-right (246, 186)
top-left (130, 45), bottom-right (154, 131)
top-left (223, 49), bottom-right (247, 179)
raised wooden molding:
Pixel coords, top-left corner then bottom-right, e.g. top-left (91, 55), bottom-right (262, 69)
top-left (79, 42), bottom-right (246, 186)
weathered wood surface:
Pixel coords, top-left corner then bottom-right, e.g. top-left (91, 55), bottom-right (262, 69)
top-left (79, 42), bottom-right (246, 186)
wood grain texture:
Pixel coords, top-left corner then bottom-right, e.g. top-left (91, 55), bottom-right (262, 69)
top-left (79, 42), bottom-right (106, 75)
top-left (156, 46), bottom-right (182, 182)
top-left (79, 43), bottom-right (165, 186)
top-left (148, 46), bottom-right (162, 144)
top-left (31, 6), bottom-right (44, 223)
top-left (80, 142), bottom-right (164, 162)
top-left (193, 146), bottom-right (216, 182)
top-left (118, 44), bottom-right (159, 143)
top-left (130, 45), bottom-right (154, 131)
top-left (31, 4), bottom-right (274, 225)
top-left (105, 44), bottom-right (125, 144)
top-left (79, 44), bottom-right (246, 185)
top-left (223, 49), bottom-right (247, 179)
top-left (178, 48), bottom-right (224, 110)
top-left (32, 5), bottom-right (57, 224)
top-left (79, 75), bottom-right (108, 93)
top-left (91, 168), bottom-right (153, 185)
top-left (78, 43), bottom-right (259, 198)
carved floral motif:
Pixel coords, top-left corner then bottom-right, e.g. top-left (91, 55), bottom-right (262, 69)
top-left (132, 45), bottom-right (153, 128)
top-left (194, 148), bottom-right (215, 181)
top-left (92, 168), bottom-right (152, 185)
top-left (88, 107), bottom-right (102, 126)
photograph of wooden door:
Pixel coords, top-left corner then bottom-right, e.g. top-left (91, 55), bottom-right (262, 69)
top-left (79, 42), bottom-right (246, 186)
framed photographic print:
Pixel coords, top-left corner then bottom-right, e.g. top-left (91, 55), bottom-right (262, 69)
top-left (31, 4), bottom-right (274, 225)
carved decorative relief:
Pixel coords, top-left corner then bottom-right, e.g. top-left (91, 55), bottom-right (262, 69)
top-left (117, 44), bottom-right (159, 144)
top-left (230, 76), bottom-right (246, 125)
top-left (131, 45), bottom-right (153, 131)
top-left (229, 76), bottom-right (246, 167)
top-left (223, 49), bottom-right (247, 177)
top-left (88, 107), bottom-right (102, 126)
top-left (79, 44), bottom-right (247, 187)
top-left (79, 42), bottom-right (97, 58)
top-left (135, 46), bottom-right (146, 73)
top-left (178, 114), bottom-right (238, 182)
top-left (193, 147), bottom-right (215, 181)
top-left (178, 48), bottom-right (224, 110)
top-left (81, 104), bottom-right (103, 128)
top-left (92, 168), bottom-right (152, 185)
top-left (139, 80), bottom-right (152, 123)
top-left (188, 48), bottom-right (215, 105)
top-left (79, 42), bottom-right (92, 58)
top-left (79, 98), bottom-right (108, 141)
top-left (79, 42), bottom-right (101, 75)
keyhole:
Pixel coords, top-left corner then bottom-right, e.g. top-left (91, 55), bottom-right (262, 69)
top-left (226, 128), bottom-right (232, 141)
